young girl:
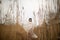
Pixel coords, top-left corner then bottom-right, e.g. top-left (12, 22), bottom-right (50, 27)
top-left (28, 18), bottom-right (38, 38)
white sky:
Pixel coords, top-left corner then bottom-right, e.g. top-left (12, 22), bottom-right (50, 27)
top-left (19, 0), bottom-right (40, 26)
top-left (0, 0), bottom-right (58, 32)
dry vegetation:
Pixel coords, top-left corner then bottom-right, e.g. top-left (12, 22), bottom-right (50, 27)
top-left (0, 20), bottom-right (60, 40)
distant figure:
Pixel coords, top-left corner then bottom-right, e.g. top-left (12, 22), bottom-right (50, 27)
top-left (28, 18), bottom-right (38, 38)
